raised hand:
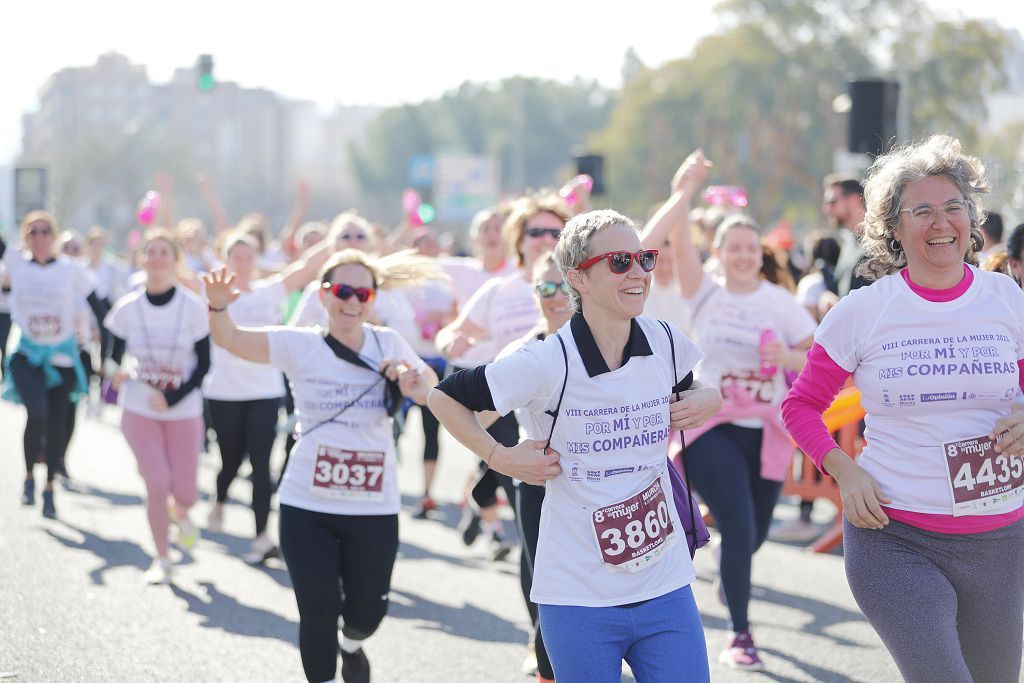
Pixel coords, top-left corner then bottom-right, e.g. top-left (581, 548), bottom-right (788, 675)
top-left (202, 268), bottom-right (241, 310)
top-left (671, 149), bottom-right (713, 197)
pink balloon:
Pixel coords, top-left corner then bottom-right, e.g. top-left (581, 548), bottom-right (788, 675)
top-left (402, 189), bottom-right (421, 213)
top-left (137, 190), bottom-right (161, 225)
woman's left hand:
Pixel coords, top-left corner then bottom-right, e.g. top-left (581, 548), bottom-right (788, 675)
top-left (760, 340), bottom-right (795, 371)
top-left (991, 404), bottom-right (1024, 458)
top-left (670, 386), bottom-right (722, 430)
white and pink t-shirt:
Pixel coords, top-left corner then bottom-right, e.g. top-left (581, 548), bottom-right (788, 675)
top-left (687, 275), bottom-right (816, 426)
top-left (452, 272), bottom-right (542, 367)
top-left (784, 265), bottom-right (1024, 532)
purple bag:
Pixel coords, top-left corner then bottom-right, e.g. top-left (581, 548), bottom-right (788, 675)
top-left (100, 378), bottom-right (119, 405)
top-left (667, 450), bottom-right (711, 558)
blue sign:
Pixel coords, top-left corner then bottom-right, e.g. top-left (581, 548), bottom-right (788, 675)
top-left (407, 155), bottom-right (435, 187)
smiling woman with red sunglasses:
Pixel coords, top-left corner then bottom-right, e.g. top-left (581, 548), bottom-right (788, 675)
top-left (431, 209), bottom-right (721, 682)
top-left (204, 248), bottom-right (439, 683)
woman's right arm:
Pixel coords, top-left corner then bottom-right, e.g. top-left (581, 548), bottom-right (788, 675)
top-left (204, 268), bottom-right (270, 363)
top-left (427, 368), bottom-right (560, 485)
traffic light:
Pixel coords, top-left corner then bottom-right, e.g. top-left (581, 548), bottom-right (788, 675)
top-left (197, 54), bottom-right (215, 92)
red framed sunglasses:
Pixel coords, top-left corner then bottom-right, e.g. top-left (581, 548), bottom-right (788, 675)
top-left (577, 249), bottom-right (658, 274)
top-left (322, 282), bottom-right (376, 303)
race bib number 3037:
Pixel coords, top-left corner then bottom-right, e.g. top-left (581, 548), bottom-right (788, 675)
top-left (942, 434), bottom-right (1024, 517)
top-left (311, 446), bottom-right (386, 500)
top-left (592, 477), bottom-right (677, 574)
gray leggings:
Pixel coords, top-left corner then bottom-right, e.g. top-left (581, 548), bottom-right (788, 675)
top-left (844, 518), bottom-right (1024, 683)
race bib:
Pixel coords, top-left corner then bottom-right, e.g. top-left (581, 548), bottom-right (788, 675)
top-left (721, 369), bottom-right (774, 404)
top-left (311, 446), bottom-right (386, 500)
top-left (592, 476), bottom-right (677, 573)
top-left (27, 314), bottom-right (62, 338)
top-left (138, 364), bottom-right (183, 391)
top-left (942, 434), bottom-right (1024, 516)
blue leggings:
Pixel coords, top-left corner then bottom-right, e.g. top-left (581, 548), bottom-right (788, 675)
top-left (539, 585), bottom-right (709, 683)
top-left (686, 423), bottom-right (782, 632)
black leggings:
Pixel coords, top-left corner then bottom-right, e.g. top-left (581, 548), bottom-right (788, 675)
top-left (10, 354), bottom-right (75, 483)
top-left (516, 482), bottom-right (553, 680)
top-left (0, 312), bottom-right (11, 380)
top-left (686, 423), bottom-right (782, 633)
top-left (208, 398), bottom-right (279, 535)
top-left (279, 504), bottom-right (398, 683)
top-left (470, 412), bottom-right (520, 509)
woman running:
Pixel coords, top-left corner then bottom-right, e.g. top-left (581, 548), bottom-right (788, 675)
top-left (203, 231), bottom-right (329, 564)
top-left (658, 150), bottom-right (816, 670)
top-left (1, 211), bottom-right (105, 519)
top-left (204, 249), bottom-right (438, 683)
top-left (105, 229), bottom-right (210, 584)
top-left (431, 209), bottom-right (721, 682)
top-left (783, 134), bottom-right (1024, 683)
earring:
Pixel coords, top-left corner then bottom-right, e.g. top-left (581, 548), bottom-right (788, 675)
top-left (889, 238), bottom-right (901, 252)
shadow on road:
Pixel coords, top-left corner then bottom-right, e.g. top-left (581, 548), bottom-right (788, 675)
top-left (43, 523), bottom-right (150, 586)
top-left (388, 588), bottom-right (529, 643)
top-left (751, 585), bottom-right (865, 647)
top-left (201, 530), bottom-right (294, 589)
top-left (171, 581), bottom-right (297, 645)
top-left (397, 538), bottom-right (474, 567)
top-left (759, 647), bottom-right (857, 683)
top-left (62, 482), bottom-right (145, 508)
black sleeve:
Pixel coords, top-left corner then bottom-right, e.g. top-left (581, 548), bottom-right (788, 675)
top-left (672, 371), bottom-right (694, 395)
top-left (0, 235), bottom-right (6, 259)
top-left (110, 335), bottom-right (126, 366)
top-left (86, 291), bottom-right (109, 331)
top-left (435, 365), bottom-right (496, 412)
top-left (164, 335), bottom-right (211, 408)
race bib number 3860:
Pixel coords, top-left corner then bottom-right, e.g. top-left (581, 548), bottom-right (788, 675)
top-left (592, 477), bottom-right (677, 573)
top-left (311, 446), bottom-right (385, 500)
top-left (942, 435), bottom-right (1024, 516)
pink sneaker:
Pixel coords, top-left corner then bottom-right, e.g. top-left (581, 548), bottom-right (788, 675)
top-left (719, 631), bottom-right (765, 671)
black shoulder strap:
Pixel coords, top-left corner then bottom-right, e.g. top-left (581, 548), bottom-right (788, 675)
top-left (543, 334), bottom-right (569, 448)
top-left (659, 319), bottom-right (698, 547)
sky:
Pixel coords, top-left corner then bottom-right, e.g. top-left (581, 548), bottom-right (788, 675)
top-left (2, 0), bottom-right (1022, 164)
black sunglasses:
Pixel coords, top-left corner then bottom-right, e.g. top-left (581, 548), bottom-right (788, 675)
top-left (322, 282), bottom-right (376, 303)
top-left (535, 281), bottom-right (570, 298)
top-left (526, 227), bottom-right (562, 240)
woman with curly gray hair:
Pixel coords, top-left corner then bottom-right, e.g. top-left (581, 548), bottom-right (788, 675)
top-left (783, 134), bottom-right (1024, 682)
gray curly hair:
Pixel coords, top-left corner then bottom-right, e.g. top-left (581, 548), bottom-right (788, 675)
top-left (857, 134), bottom-right (989, 282)
top-left (554, 209), bottom-right (638, 313)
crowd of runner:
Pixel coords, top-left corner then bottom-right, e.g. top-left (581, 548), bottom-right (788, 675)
top-left (3, 135), bottom-right (1023, 682)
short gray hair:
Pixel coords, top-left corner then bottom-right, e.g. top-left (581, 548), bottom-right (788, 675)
top-left (858, 134), bottom-right (988, 281)
top-left (554, 209), bottom-right (637, 313)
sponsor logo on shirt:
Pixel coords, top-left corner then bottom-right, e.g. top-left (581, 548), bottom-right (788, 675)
top-left (961, 390), bottom-right (999, 401)
top-left (586, 469), bottom-right (602, 482)
top-left (899, 393), bottom-right (916, 407)
top-left (920, 392), bottom-right (957, 403)
top-left (882, 389), bottom-right (895, 408)
top-left (604, 467), bottom-right (635, 478)
top-left (878, 367), bottom-right (904, 380)
top-left (568, 462), bottom-right (584, 482)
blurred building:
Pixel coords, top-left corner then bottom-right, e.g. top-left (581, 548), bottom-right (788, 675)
top-left (17, 52), bottom-right (379, 241)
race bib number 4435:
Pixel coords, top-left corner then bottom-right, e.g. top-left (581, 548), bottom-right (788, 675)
top-left (592, 477), bottom-right (677, 573)
top-left (311, 447), bottom-right (385, 500)
top-left (942, 435), bottom-right (1024, 516)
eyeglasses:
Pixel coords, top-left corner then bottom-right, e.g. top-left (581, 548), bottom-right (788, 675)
top-left (577, 249), bottom-right (658, 274)
top-left (899, 199), bottom-right (968, 227)
top-left (525, 227), bottom-right (561, 240)
top-left (28, 227), bottom-right (53, 237)
top-left (322, 282), bottom-right (376, 303)
top-left (339, 232), bottom-right (367, 241)
top-left (535, 281), bottom-right (570, 298)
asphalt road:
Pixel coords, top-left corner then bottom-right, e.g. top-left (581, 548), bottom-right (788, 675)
top-left (0, 399), bottom-right (902, 682)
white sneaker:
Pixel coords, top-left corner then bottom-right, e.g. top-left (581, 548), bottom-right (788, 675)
top-left (207, 504), bottom-right (224, 533)
top-left (144, 558), bottom-right (172, 585)
top-left (242, 535), bottom-right (280, 565)
top-left (175, 516), bottom-right (199, 550)
top-left (768, 518), bottom-right (820, 542)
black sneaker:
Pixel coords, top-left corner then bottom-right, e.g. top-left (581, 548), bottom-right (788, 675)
top-left (41, 489), bottom-right (56, 519)
top-left (340, 647), bottom-right (370, 683)
top-left (459, 507), bottom-right (482, 546)
top-left (21, 478), bottom-right (35, 506)
top-left (490, 532), bottom-right (514, 562)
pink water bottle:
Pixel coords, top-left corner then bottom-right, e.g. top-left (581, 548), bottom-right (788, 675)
top-left (759, 329), bottom-right (778, 376)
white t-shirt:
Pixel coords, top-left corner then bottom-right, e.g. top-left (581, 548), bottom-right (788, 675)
top-left (104, 287), bottom-right (210, 420)
top-left (795, 272), bottom-right (827, 311)
top-left (4, 250), bottom-right (96, 366)
top-left (268, 325), bottom-right (424, 515)
top-left (91, 256), bottom-right (130, 302)
top-left (687, 276), bottom-right (817, 427)
top-left (440, 257), bottom-right (516, 308)
top-left (487, 316), bottom-right (703, 607)
top-left (643, 279), bottom-right (692, 337)
top-left (404, 279), bottom-right (456, 358)
top-left (455, 272), bottom-right (541, 367)
top-left (0, 261), bottom-right (12, 314)
top-left (203, 279), bottom-right (288, 401)
top-left (816, 267), bottom-right (1024, 515)
top-left (288, 282), bottom-right (419, 344)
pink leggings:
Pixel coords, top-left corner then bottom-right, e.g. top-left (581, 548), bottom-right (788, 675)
top-left (121, 411), bottom-right (204, 558)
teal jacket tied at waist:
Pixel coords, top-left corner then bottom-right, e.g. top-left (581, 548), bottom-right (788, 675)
top-left (2, 334), bottom-right (89, 404)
